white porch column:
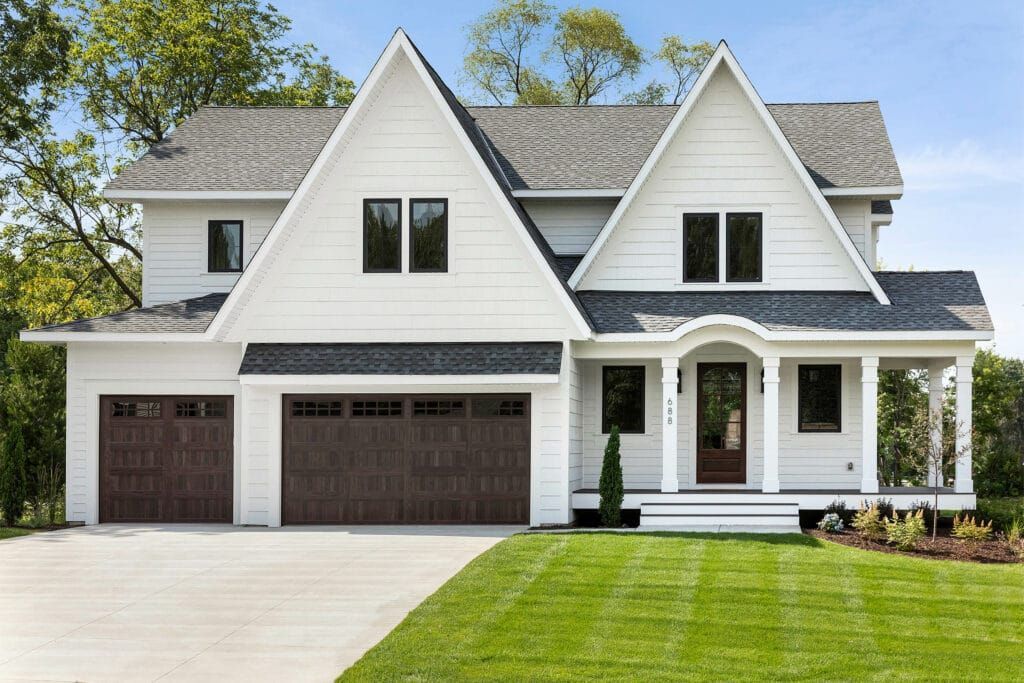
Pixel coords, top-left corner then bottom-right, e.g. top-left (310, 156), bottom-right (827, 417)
top-left (955, 356), bottom-right (974, 493)
top-left (761, 357), bottom-right (780, 493)
top-left (927, 362), bottom-right (946, 487)
top-left (661, 357), bottom-right (679, 493)
top-left (861, 357), bottom-right (880, 494)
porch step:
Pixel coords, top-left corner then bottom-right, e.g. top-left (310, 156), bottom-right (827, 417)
top-left (639, 501), bottom-right (800, 533)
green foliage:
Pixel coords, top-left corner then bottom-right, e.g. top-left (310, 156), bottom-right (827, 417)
top-left (952, 513), bottom-right (994, 542)
top-left (0, 427), bottom-right (28, 525)
top-left (1005, 516), bottom-right (1022, 550)
top-left (622, 81), bottom-right (670, 105)
top-left (885, 509), bottom-right (926, 550)
top-left (972, 349), bottom-right (1024, 497)
top-left (0, 0), bottom-right (72, 142)
top-left (823, 498), bottom-right (853, 524)
top-left (463, 0), bottom-right (555, 105)
top-left (852, 503), bottom-right (886, 541)
top-left (653, 35), bottom-right (715, 105)
top-left (817, 513), bottom-right (844, 533)
top-left (976, 497), bottom-right (1024, 531)
top-left (552, 7), bottom-right (643, 105)
top-left (877, 369), bottom-right (929, 486)
top-left (598, 425), bottom-right (623, 527)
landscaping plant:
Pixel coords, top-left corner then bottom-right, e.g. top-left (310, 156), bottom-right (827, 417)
top-left (1006, 517), bottom-right (1023, 556)
top-left (885, 509), bottom-right (926, 551)
top-left (598, 424), bottom-right (623, 527)
top-left (952, 514), bottom-right (994, 542)
top-left (851, 502), bottom-right (886, 541)
top-left (817, 513), bottom-right (844, 533)
top-left (823, 499), bottom-right (853, 524)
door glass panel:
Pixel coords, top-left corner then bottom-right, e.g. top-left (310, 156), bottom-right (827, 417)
top-left (700, 367), bottom-right (743, 451)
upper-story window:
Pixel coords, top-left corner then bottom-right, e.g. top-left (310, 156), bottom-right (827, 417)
top-left (410, 199), bottom-right (448, 272)
top-left (363, 199), bottom-right (402, 273)
top-left (208, 220), bottom-right (243, 273)
top-left (683, 211), bottom-right (762, 283)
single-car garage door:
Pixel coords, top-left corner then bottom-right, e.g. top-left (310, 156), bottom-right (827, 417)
top-left (282, 394), bottom-right (530, 524)
top-left (99, 396), bottom-right (233, 523)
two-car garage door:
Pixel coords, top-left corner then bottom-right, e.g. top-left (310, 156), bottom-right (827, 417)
top-left (282, 394), bottom-right (531, 524)
top-left (98, 393), bottom-right (530, 525)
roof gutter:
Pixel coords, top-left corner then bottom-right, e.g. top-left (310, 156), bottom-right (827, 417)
top-left (821, 185), bottom-right (903, 200)
top-left (104, 189), bottom-right (293, 203)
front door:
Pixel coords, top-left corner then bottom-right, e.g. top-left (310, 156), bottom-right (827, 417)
top-left (696, 363), bottom-right (746, 484)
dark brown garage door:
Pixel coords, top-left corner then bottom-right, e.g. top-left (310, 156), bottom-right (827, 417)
top-left (283, 394), bottom-right (530, 524)
top-left (99, 396), bottom-right (233, 523)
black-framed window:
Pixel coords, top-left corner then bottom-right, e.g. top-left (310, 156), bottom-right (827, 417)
top-left (726, 213), bottom-right (762, 282)
top-left (798, 364), bottom-right (841, 433)
top-left (363, 199), bottom-right (401, 272)
top-left (410, 199), bottom-right (448, 272)
top-left (208, 220), bottom-right (243, 273)
top-left (683, 213), bottom-right (718, 282)
top-left (602, 366), bottom-right (645, 434)
top-left (472, 397), bottom-right (526, 417)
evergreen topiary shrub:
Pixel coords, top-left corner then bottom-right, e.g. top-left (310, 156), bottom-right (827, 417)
top-left (599, 425), bottom-right (624, 527)
top-left (0, 428), bottom-right (28, 526)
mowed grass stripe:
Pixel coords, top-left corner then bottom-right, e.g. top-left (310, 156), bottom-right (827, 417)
top-left (340, 533), bottom-right (1024, 682)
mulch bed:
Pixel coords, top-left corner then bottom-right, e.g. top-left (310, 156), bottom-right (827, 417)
top-left (806, 528), bottom-right (1022, 564)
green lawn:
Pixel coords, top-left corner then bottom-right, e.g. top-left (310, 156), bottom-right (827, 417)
top-left (0, 527), bottom-right (35, 540)
top-left (340, 532), bottom-right (1024, 682)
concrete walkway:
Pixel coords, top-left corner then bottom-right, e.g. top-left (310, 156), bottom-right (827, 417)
top-left (0, 524), bottom-right (518, 682)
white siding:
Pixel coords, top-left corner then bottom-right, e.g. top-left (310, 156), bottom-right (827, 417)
top-left (829, 198), bottom-right (874, 269)
top-left (579, 66), bottom-right (867, 292)
top-left (141, 200), bottom-right (286, 306)
top-left (520, 198), bottom-right (616, 255)
top-left (567, 356), bottom-right (584, 493)
top-left (64, 342), bottom-right (243, 524)
top-left (225, 52), bottom-right (578, 343)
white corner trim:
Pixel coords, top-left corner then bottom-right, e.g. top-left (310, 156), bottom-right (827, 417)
top-left (204, 28), bottom-right (592, 340)
top-left (104, 189), bottom-right (293, 202)
top-left (238, 373), bottom-right (560, 386)
top-left (19, 330), bottom-right (210, 343)
top-left (821, 186), bottom-right (903, 199)
top-left (511, 188), bottom-right (627, 199)
top-left (567, 42), bottom-right (892, 306)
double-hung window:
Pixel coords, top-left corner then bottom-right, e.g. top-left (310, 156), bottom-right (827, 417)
top-left (682, 211), bottom-right (762, 283)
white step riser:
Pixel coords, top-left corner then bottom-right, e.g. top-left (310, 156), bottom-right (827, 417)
top-left (641, 504), bottom-right (799, 516)
top-left (641, 515), bottom-right (799, 527)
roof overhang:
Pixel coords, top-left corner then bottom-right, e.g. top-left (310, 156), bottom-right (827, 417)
top-left (104, 189), bottom-right (293, 203)
top-left (238, 373), bottom-right (559, 385)
top-left (18, 330), bottom-right (209, 344)
top-left (511, 188), bottom-right (626, 199)
top-left (821, 185), bottom-right (903, 200)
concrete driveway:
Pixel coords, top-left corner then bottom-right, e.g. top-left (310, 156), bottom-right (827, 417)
top-left (0, 524), bottom-right (518, 682)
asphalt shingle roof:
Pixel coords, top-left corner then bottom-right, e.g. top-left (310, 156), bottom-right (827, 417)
top-left (28, 293), bottom-right (227, 334)
top-left (27, 272), bottom-right (991, 337)
top-left (577, 271), bottom-right (991, 334)
top-left (238, 342), bottom-right (563, 375)
top-left (107, 102), bottom-right (902, 194)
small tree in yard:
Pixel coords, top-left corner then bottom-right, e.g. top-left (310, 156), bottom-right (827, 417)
top-left (0, 427), bottom-right (28, 526)
top-left (599, 425), bottom-right (624, 527)
top-left (903, 402), bottom-right (971, 541)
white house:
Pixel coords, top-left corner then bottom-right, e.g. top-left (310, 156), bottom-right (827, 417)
top-left (22, 31), bottom-right (992, 530)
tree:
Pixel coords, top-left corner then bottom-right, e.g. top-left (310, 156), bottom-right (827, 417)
top-left (0, 0), bottom-right (72, 143)
top-left (463, 0), bottom-right (555, 105)
top-left (0, 427), bottom-right (28, 525)
top-left (551, 7), bottom-right (643, 105)
top-left (971, 348), bottom-right (1024, 496)
top-left (877, 369), bottom-right (928, 486)
top-left (653, 36), bottom-right (715, 105)
top-left (599, 425), bottom-right (624, 527)
top-left (622, 81), bottom-right (669, 105)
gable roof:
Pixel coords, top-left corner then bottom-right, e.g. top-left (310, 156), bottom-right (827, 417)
top-left (579, 271), bottom-right (992, 336)
top-left (203, 28), bottom-right (592, 340)
top-left (105, 104), bottom-right (901, 196)
top-left (238, 342), bottom-right (562, 376)
top-left (23, 293), bottom-right (226, 335)
top-left (567, 41), bottom-right (891, 305)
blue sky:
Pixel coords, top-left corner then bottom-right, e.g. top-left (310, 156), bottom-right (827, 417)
top-left (276, 0), bottom-right (1024, 356)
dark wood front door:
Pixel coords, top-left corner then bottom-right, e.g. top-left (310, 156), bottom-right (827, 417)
top-left (282, 394), bottom-right (530, 524)
top-left (696, 364), bottom-right (746, 484)
top-left (99, 396), bottom-right (233, 523)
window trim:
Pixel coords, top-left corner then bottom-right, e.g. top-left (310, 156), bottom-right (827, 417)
top-left (725, 212), bottom-right (763, 283)
top-left (409, 198), bottom-right (448, 273)
top-left (362, 198), bottom-right (402, 273)
top-left (207, 220), bottom-right (244, 273)
top-left (601, 365), bottom-right (646, 435)
top-left (682, 212), bottom-right (719, 283)
top-left (797, 364), bottom-right (842, 433)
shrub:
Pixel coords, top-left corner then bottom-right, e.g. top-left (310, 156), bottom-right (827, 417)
top-left (977, 497), bottom-right (1024, 531)
top-left (598, 425), bottom-right (624, 528)
top-left (0, 428), bottom-right (28, 526)
top-left (852, 503), bottom-right (886, 541)
top-left (952, 514), bottom-right (994, 543)
top-left (885, 509), bottom-right (926, 551)
top-left (909, 500), bottom-right (935, 530)
top-left (1006, 517), bottom-right (1023, 556)
top-left (823, 499), bottom-right (853, 524)
top-left (817, 513), bottom-right (844, 533)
